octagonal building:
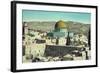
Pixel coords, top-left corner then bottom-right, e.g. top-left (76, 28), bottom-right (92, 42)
top-left (47, 20), bottom-right (68, 38)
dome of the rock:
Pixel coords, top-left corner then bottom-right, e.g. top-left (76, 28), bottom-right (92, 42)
top-left (55, 20), bottom-right (66, 29)
top-left (47, 20), bottom-right (68, 38)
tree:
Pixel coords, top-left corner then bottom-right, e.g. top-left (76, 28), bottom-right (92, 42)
top-left (56, 37), bottom-right (59, 45)
top-left (88, 28), bottom-right (91, 47)
top-left (66, 31), bottom-right (70, 45)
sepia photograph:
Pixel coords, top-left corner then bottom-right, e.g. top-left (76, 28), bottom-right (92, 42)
top-left (22, 10), bottom-right (91, 63)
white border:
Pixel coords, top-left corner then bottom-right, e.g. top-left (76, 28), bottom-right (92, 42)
top-left (16, 4), bottom-right (96, 70)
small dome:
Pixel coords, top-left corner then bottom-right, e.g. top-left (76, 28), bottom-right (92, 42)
top-left (55, 20), bottom-right (66, 29)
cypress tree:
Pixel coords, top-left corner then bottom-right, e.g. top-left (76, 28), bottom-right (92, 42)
top-left (66, 32), bottom-right (70, 45)
top-left (88, 28), bottom-right (90, 46)
top-left (56, 37), bottom-right (59, 45)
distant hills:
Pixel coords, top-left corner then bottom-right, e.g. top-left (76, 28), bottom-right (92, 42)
top-left (23, 21), bottom-right (90, 36)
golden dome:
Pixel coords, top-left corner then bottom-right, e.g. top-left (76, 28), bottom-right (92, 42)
top-left (55, 20), bottom-right (66, 29)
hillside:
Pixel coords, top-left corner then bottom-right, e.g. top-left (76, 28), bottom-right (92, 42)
top-left (23, 21), bottom-right (90, 36)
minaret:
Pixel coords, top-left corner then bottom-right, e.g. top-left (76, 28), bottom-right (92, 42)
top-left (24, 22), bottom-right (28, 35)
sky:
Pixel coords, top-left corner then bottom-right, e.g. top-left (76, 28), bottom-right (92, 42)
top-left (22, 10), bottom-right (91, 24)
